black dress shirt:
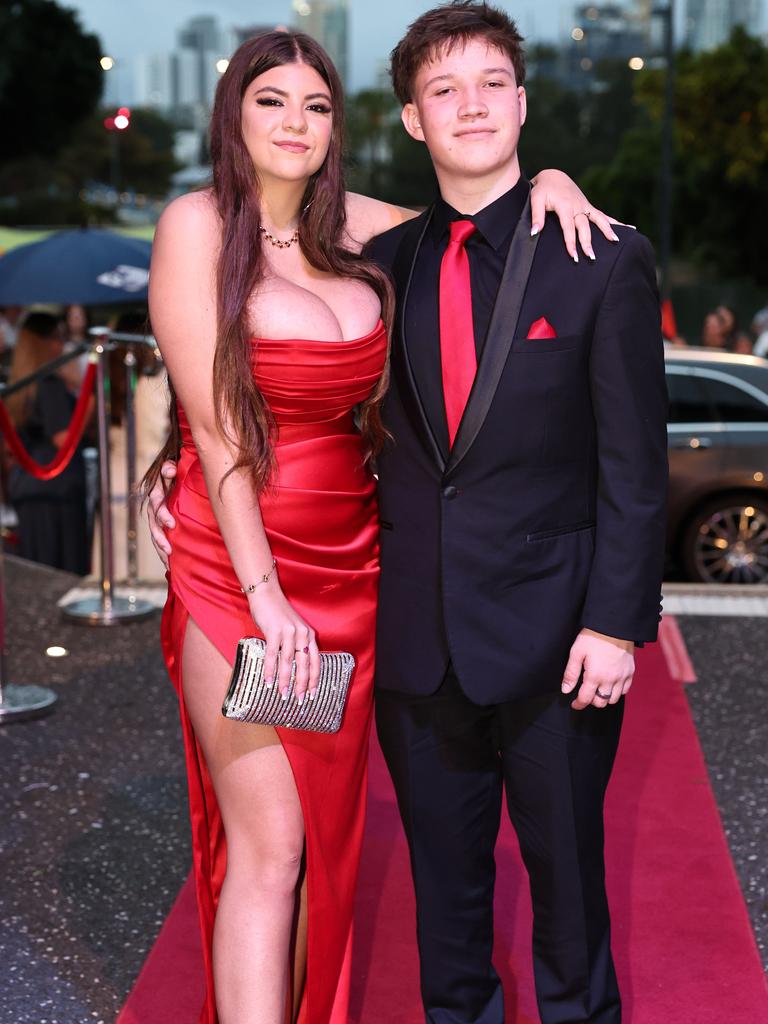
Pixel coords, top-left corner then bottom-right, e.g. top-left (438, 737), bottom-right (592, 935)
top-left (405, 176), bottom-right (530, 454)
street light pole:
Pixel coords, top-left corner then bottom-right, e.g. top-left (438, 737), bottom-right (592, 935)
top-left (103, 107), bottom-right (131, 206)
top-left (109, 131), bottom-right (120, 194)
top-left (656, 0), bottom-right (675, 300)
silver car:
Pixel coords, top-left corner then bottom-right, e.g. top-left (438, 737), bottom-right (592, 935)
top-left (665, 347), bottom-right (768, 583)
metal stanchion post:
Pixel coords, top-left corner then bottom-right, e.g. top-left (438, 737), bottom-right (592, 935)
top-left (124, 345), bottom-right (139, 585)
top-left (0, 479), bottom-right (57, 724)
top-left (61, 331), bottom-right (155, 625)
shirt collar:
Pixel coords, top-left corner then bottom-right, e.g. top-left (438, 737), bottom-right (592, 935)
top-left (431, 175), bottom-right (530, 251)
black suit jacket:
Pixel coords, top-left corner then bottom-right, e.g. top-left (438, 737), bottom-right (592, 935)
top-left (368, 202), bottom-right (668, 704)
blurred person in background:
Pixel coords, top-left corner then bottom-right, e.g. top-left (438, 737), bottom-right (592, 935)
top-left (62, 303), bottom-right (90, 345)
top-left (700, 304), bottom-right (752, 352)
top-left (91, 311), bottom-right (167, 582)
top-left (715, 303), bottom-right (752, 353)
top-left (60, 303), bottom-right (91, 391)
top-left (751, 305), bottom-right (768, 358)
top-left (0, 305), bottom-right (24, 377)
top-left (0, 304), bottom-right (23, 349)
top-left (701, 309), bottom-right (728, 348)
top-left (5, 311), bottom-right (90, 574)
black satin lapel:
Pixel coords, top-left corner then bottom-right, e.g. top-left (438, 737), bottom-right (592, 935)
top-left (445, 196), bottom-right (539, 477)
top-left (391, 207), bottom-right (446, 471)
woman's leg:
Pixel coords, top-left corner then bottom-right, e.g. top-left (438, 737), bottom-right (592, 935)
top-left (291, 871), bottom-right (308, 1023)
top-left (182, 617), bottom-right (305, 1024)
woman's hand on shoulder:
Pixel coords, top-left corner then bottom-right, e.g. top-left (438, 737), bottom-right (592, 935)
top-left (530, 169), bottom-right (625, 263)
top-left (344, 192), bottom-right (418, 252)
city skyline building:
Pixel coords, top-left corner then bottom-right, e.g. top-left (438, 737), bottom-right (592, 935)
top-left (559, 2), bottom-right (654, 90)
top-left (291, 0), bottom-right (349, 86)
top-left (117, 16), bottom-right (290, 116)
top-left (685, 0), bottom-right (763, 51)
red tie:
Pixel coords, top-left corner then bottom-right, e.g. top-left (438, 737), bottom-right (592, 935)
top-left (439, 219), bottom-right (477, 446)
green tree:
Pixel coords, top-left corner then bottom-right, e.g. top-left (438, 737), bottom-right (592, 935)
top-left (383, 126), bottom-right (437, 207)
top-left (345, 87), bottom-right (437, 207)
top-left (582, 27), bottom-right (768, 283)
top-left (521, 58), bottom-right (650, 185)
top-left (346, 89), bottom-right (398, 198)
top-left (0, 0), bottom-right (103, 162)
top-left (518, 75), bottom-right (589, 180)
top-left (58, 108), bottom-right (179, 195)
top-left (0, 108), bottom-right (179, 225)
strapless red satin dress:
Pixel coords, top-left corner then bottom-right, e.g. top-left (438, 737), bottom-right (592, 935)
top-left (161, 321), bottom-right (387, 1024)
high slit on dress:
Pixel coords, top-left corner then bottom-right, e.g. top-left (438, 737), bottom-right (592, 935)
top-left (161, 322), bottom-right (387, 1024)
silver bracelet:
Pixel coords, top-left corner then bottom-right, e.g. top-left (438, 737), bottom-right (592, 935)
top-left (240, 558), bottom-right (277, 594)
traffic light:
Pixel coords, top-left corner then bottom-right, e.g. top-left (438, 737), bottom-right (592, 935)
top-left (104, 108), bottom-right (131, 131)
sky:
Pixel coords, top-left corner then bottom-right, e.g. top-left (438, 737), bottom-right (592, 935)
top-left (64, 0), bottom-right (701, 94)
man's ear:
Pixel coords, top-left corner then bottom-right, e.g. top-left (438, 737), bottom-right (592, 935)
top-left (401, 102), bottom-right (425, 142)
top-left (518, 86), bottom-right (527, 128)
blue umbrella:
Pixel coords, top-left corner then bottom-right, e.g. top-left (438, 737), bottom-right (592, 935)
top-left (0, 228), bottom-right (152, 305)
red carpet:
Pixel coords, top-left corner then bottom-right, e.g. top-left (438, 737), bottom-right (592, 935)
top-left (118, 634), bottom-right (768, 1023)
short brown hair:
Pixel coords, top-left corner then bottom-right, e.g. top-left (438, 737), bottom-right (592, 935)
top-left (390, 1), bottom-right (526, 105)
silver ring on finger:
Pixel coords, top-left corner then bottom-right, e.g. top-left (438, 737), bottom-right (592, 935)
top-left (596, 689), bottom-right (612, 700)
top-left (574, 210), bottom-right (591, 221)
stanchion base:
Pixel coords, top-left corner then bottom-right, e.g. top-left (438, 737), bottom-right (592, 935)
top-left (0, 684), bottom-right (57, 724)
top-left (61, 594), bottom-right (157, 625)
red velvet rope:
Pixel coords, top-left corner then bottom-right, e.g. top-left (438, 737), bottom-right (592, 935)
top-left (0, 361), bottom-right (97, 480)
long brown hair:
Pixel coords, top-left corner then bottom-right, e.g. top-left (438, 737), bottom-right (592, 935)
top-left (5, 313), bottom-right (62, 428)
top-left (146, 30), bottom-right (393, 496)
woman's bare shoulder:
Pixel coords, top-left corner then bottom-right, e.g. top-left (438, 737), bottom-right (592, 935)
top-left (344, 192), bottom-right (417, 251)
top-left (156, 189), bottom-right (220, 243)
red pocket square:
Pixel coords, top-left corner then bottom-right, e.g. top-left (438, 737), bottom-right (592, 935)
top-left (527, 317), bottom-right (557, 340)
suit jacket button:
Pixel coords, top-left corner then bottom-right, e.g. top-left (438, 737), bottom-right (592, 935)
top-left (442, 485), bottom-right (459, 500)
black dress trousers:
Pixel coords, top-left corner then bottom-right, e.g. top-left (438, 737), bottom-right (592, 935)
top-left (375, 667), bottom-right (624, 1024)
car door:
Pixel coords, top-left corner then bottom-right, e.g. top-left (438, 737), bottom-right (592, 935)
top-left (696, 371), bottom-right (768, 484)
top-left (665, 366), bottom-right (728, 540)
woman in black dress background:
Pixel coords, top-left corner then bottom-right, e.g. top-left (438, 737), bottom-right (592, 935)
top-left (6, 312), bottom-right (91, 575)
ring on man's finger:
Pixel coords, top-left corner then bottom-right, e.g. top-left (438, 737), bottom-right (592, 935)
top-left (596, 689), bottom-right (612, 700)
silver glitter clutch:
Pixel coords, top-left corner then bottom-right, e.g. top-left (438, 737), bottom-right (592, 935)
top-left (222, 637), bottom-right (355, 733)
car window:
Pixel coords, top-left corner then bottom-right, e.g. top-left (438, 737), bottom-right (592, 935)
top-left (700, 377), bottom-right (768, 423)
top-left (666, 371), bottom-right (713, 423)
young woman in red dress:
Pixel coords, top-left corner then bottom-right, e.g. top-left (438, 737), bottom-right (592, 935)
top-left (147, 28), bottom-right (618, 1024)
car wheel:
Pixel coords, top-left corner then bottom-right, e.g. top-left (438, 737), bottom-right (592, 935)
top-left (681, 493), bottom-right (768, 584)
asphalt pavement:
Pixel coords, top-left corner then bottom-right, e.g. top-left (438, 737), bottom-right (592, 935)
top-left (0, 558), bottom-right (765, 1023)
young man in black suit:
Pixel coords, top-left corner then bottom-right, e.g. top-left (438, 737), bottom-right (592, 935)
top-left (368, 4), bottom-right (667, 1023)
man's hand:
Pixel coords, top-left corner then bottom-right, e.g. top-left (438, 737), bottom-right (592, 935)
top-left (147, 460), bottom-right (178, 567)
top-left (530, 168), bottom-right (625, 263)
top-left (561, 628), bottom-right (635, 711)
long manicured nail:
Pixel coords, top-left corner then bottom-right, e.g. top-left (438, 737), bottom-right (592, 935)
top-left (586, 248), bottom-right (596, 261)
top-left (610, 231), bottom-right (620, 242)
top-left (573, 252), bottom-right (579, 263)
top-left (309, 688), bottom-right (317, 701)
top-left (530, 223), bottom-right (540, 236)
top-left (281, 687), bottom-right (290, 701)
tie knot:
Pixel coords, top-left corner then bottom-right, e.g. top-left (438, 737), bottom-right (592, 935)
top-left (448, 219), bottom-right (476, 247)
